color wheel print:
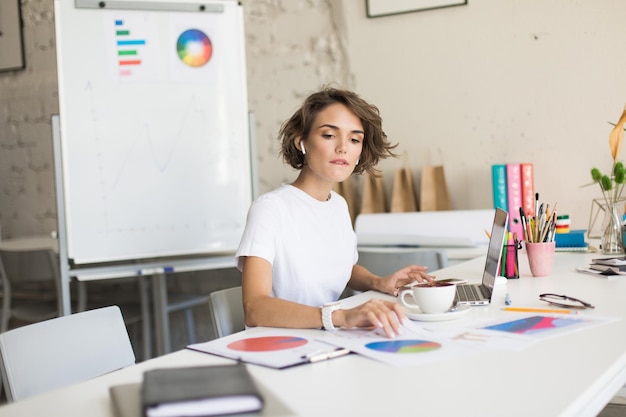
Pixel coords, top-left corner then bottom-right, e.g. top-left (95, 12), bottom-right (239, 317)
top-left (366, 340), bottom-right (441, 353)
top-left (176, 29), bottom-right (213, 67)
top-left (227, 336), bottom-right (308, 352)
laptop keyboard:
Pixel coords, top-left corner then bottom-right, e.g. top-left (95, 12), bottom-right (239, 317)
top-left (456, 284), bottom-right (488, 302)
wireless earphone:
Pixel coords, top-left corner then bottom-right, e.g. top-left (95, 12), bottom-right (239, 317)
top-left (301, 143), bottom-right (306, 155)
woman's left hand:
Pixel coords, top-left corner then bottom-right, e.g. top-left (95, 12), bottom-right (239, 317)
top-left (379, 265), bottom-right (435, 296)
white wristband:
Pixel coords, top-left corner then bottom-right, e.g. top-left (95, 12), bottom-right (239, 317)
top-left (321, 302), bottom-right (341, 330)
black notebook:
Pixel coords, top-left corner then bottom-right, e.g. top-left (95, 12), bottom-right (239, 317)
top-left (142, 364), bottom-right (264, 417)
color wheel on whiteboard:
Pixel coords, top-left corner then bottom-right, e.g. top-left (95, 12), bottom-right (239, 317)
top-left (176, 29), bottom-right (213, 67)
top-left (366, 340), bottom-right (441, 354)
top-left (227, 336), bottom-right (308, 352)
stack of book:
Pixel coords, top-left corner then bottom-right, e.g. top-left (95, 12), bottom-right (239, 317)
top-left (492, 163), bottom-right (534, 239)
top-left (554, 229), bottom-right (589, 252)
top-left (577, 256), bottom-right (626, 277)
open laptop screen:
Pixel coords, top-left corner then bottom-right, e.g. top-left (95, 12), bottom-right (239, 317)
top-left (482, 208), bottom-right (509, 290)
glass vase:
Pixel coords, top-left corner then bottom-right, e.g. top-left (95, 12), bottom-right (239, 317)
top-left (601, 202), bottom-right (624, 254)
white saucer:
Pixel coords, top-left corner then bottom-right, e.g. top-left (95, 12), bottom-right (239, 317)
top-left (402, 303), bottom-right (471, 322)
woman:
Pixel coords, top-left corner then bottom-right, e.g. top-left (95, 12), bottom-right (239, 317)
top-left (236, 87), bottom-right (433, 338)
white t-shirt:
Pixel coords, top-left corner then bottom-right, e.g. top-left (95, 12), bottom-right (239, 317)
top-left (236, 184), bottom-right (357, 307)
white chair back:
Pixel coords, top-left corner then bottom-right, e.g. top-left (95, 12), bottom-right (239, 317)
top-left (209, 286), bottom-right (244, 339)
top-left (357, 247), bottom-right (448, 276)
top-left (0, 305), bottom-right (135, 402)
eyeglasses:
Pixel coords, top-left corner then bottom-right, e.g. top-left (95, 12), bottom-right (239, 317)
top-left (539, 293), bottom-right (595, 309)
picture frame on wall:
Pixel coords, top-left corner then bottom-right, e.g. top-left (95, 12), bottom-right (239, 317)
top-left (367, 0), bottom-right (468, 18)
top-left (0, 0), bottom-right (26, 72)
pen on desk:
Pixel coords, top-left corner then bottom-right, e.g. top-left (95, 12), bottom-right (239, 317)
top-left (502, 307), bottom-right (577, 315)
top-left (304, 348), bottom-right (350, 363)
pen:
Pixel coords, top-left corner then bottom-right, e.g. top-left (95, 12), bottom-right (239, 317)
top-left (304, 348), bottom-right (350, 363)
top-left (502, 307), bottom-right (577, 315)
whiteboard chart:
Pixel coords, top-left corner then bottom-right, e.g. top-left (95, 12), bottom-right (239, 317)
top-left (54, 1), bottom-right (252, 264)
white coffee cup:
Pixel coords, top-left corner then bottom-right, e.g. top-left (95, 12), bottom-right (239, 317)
top-left (399, 282), bottom-right (456, 314)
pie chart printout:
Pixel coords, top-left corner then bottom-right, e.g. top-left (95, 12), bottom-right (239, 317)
top-left (483, 316), bottom-right (584, 335)
top-left (227, 336), bottom-right (308, 352)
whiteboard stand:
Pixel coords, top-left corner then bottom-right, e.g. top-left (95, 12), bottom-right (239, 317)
top-left (52, 0), bottom-right (253, 355)
top-left (248, 111), bottom-right (259, 200)
top-left (52, 114), bottom-right (72, 316)
top-left (151, 273), bottom-right (168, 354)
top-left (52, 111), bottom-right (242, 355)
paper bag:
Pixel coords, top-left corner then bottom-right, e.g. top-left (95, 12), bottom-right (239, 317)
top-left (360, 172), bottom-right (387, 214)
top-left (390, 167), bottom-right (418, 212)
top-left (333, 176), bottom-right (358, 224)
top-left (419, 165), bottom-right (451, 211)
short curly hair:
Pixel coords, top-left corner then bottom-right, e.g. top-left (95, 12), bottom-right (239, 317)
top-left (278, 87), bottom-right (397, 176)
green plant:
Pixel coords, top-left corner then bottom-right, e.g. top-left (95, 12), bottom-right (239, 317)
top-left (591, 163), bottom-right (625, 205)
top-left (590, 105), bottom-right (626, 205)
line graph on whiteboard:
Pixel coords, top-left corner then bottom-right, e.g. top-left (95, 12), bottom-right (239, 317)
top-left (64, 79), bottom-right (248, 262)
top-left (108, 95), bottom-right (210, 189)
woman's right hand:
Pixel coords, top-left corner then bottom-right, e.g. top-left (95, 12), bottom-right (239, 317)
top-left (335, 298), bottom-right (406, 338)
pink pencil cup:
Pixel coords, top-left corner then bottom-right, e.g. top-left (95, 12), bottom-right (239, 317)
top-left (525, 241), bottom-right (556, 277)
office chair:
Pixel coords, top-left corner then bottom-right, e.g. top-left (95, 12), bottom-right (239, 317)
top-left (0, 305), bottom-right (135, 402)
top-left (77, 277), bottom-right (151, 361)
top-left (0, 248), bottom-right (64, 333)
top-left (337, 247), bottom-right (448, 298)
top-left (208, 286), bottom-right (244, 339)
top-left (357, 247), bottom-right (448, 277)
top-left (0, 246), bottom-right (150, 361)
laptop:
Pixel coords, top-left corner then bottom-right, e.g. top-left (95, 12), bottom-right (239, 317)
top-left (454, 208), bottom-right (509, 305)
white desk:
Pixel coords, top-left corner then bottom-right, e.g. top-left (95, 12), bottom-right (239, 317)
top-left (0, 251), bottom-right (625, 417)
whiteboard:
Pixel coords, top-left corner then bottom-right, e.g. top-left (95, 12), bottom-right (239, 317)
top-left (54, 1), bottom-right (252, 264)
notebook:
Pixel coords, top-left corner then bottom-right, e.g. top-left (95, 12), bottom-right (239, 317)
top-left (142, 364), bottom-right (264, 417)
top-left (454, 208), bottom-right (508, 305)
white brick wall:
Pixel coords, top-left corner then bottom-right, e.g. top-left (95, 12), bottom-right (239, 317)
top-left (0, 0), bottom-right (347, 238)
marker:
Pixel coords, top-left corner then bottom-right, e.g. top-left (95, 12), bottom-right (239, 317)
top-left (502, 307), bottom-right (577, 315)
top-left (137, 266), bottom-right (175, 275)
